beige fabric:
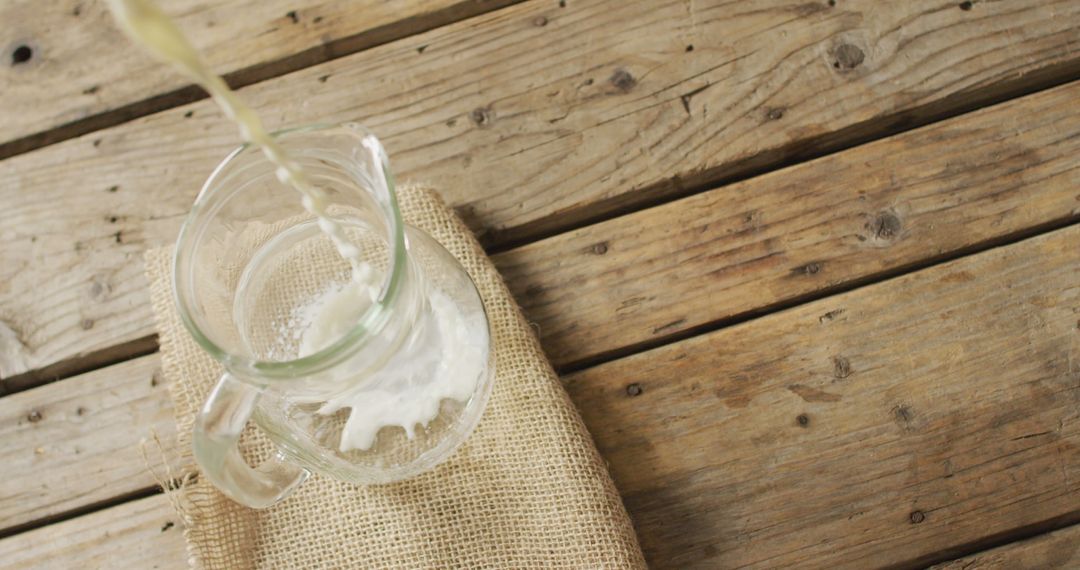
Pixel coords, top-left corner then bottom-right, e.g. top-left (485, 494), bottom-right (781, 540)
top-left (145, 184), bottom-right (647, 569)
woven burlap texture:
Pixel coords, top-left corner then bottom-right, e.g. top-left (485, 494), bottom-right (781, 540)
top-left (145, 183), bottom-right (647, 569)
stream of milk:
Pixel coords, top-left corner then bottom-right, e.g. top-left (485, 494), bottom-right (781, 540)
top-left (108, 0), bottom-right (482, 452)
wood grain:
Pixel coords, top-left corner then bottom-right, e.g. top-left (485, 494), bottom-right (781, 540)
top-left (5, 224), bottom-right (1078, 568)
top-left (929, 524), bottom-right (1080, 569)
top-left (498, 79), bottom-right (1080, 368)
top-left (0, 0), bottom-right (520, 157)
top-left (0, 355), bottom-right (182, 533)
top-left (566, 225), bottom-right (1080, 568)
top-left (5, 50), bottom-right (1080, 389)
top-left (0, 494), bottom-right (186, 570)
top-left (11, 72), bottom-right (1080, 531)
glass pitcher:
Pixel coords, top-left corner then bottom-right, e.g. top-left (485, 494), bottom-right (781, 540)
top-left (173, 123), bottom-right (494, 508)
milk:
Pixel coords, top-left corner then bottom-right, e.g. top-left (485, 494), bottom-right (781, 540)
top-left (108, 0), bottom-right (484, 453)
top-left (106, 0), bottom-right (369, 280)
top-left (293, 270), bottom-right (487, 452)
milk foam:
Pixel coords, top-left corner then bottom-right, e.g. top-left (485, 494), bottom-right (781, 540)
top-left (294, 270), bottom-right (486, 452)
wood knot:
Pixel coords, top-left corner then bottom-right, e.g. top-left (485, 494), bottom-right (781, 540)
top-left (792, 261), bottom-right (822, 276)
top-left (469, 106), bottom-right (494, 128)
top-left (609, 68), bottom-right (636, 92)
top-left (12, 45), bottom-right (32, 65)
top-left (27, 410), bottom-right (43, 423)
top-left (958, 1), bottom-right (973, 10)
top-left (833, 356), bottom-right (852, 379)
top-left (286, 10), bottom-right (299, 23)
top-left (868, 211), bottom-right (902, 241)
top-left (909, 510), bottom-right (926, 524)
top-left (832, 43), bottom-right (864, 70)
top-left (626, 383), bottom-right (643, 397)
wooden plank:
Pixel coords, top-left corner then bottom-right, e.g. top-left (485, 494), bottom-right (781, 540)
top-left (0, 494), bottom-right (187, 570)
top-left (929, 524), bottom-right (1080, 569)
top-left (498, 79), bottom-right (1080, 368)
top-left (0, 355), bottom-right (183, 532)
top-left (7, 225), bottom-right (1078, 569)
top-left (0, 0), bottom-right (520, 157)
top-left (5, 20), bottom-right (1080, 387)
top-left (565, 225), bottom-right (1080, 568)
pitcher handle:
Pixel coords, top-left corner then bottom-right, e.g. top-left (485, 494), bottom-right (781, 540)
top-left (193, 373), bottom-right (309, 508)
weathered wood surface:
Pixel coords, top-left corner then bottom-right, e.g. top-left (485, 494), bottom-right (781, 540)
top-left (929, 524), bottom-right (1080, 569)
top-left (3, 0), bottom-right (1080, 386)
top-left (5, 223), bottom-right (1077, 568)
top-left (0, 0), bottom-right (519, 157)
top-left (566, 225), bottom-right (1080, 568)
top-left (10, 71), bottom-right (1080, 532)
top-left (0, 494), bottom-right (187, 570)
top-left (500, 79), bottom-right (1080, 368)
top-left (0, 355), bottom-right (181, 533)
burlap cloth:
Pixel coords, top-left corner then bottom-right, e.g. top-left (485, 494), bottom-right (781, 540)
top-left (144, 184), bottom-right (647, 569)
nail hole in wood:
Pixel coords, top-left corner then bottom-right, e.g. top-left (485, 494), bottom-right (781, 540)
top-left (833, 43), bottom-right (865, 70)
top-left (626, 383), bottom-right (643, 397)
top-left (796, 414), bottom-right (810, 427)
top-left (12, 45), bottom-right (32, 65)
top-left (609, 68), bottom-right (636, 92)
top-left (959, 1), bottom-right (973, 10)
top-left (286, 10), bottom-right (299, 23)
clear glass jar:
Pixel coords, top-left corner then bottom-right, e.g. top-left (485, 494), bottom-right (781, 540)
top-left (173, 123), bottom-right (494, 507)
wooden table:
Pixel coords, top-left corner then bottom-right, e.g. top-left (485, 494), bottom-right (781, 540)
top-left (2, 0), bottom-right (1079, 567)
